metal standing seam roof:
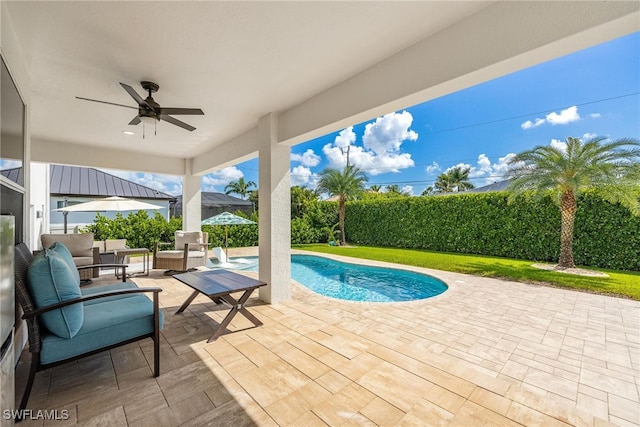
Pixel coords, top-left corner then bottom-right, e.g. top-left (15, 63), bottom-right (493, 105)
top-left (174, 192), bottom-right (252, 208)
top-left (0, 167), bottom-right (22, 184)
top-left (49, 165), bottom-right (175, 200)
top-left (467, 179), bottom-right (513, 193)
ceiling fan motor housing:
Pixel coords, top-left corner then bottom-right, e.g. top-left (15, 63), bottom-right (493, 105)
top-left (77, 80), bottom-right (203, 131)
top-left (141, 81), bottom-right (159, 94)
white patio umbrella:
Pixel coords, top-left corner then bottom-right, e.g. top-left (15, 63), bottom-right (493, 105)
top-left (56, 196), bottom-right (160, 233)
top-left (201, 211), bottom-right (256, 259)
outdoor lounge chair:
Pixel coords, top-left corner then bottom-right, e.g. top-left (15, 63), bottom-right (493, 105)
top-left (153, 231), bottom-right (208, 273)
top-left (212, 246), bottom-right (228, 263)
top-left (40, 233), bottom-right (101, 281)
top-left (13, 242), bottom-right (163, 414)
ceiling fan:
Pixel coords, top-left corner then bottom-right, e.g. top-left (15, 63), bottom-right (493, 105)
top-left (77, 81), bottom-right (204, 132)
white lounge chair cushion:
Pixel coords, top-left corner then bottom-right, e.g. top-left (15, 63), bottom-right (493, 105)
top-left (156, 250), bottom-right (206, 259)
top-left (175, 231), bottom-right (204, 251)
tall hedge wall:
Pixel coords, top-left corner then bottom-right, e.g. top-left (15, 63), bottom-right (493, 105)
top-left (344, 192), bottom-right (640, 271)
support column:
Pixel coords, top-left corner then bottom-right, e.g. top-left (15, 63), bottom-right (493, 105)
top-left (182, 159), bottom-right (201, 231)
top-left (258, 113), bottom-right (291, 303)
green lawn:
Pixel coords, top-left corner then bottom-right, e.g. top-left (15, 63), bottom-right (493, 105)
top-left (293, 244), bottom-right (640, 301)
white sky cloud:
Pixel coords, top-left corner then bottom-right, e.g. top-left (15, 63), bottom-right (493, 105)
top-left (443, 153), bottom-right (517, 186)
top-left (546, 105), bottom-right (580, 125)
top-left (0, 159), bottom-right (21, 169)
top-left (589, 113), bottom-right (601, 118)
top-left (202, 166), bottom-right (244, 192)
top-left (291, 149), bottom-right (321, 167)
top-left (583, 132), bottom-right (597, 140)
top-left (521, 106), bottom-right (581, 129)
top-left (550, 138), bottom-right (568, 153)
top-left (425, 161), bottom-right (441, 174)
top-left (100, 169), bottom-right (182, 196)
top-left (291, 165), bottom-right (313, 186)
top-left (323, 111), bottom-right (418, 175)
top-left (401, 185), bottom-right (414, 196)
top-left (521, 118), bottom-right (545, 129)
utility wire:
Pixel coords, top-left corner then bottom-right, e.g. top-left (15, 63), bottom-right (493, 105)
top-left (421, 92), bottom-right (639, 136)
top-left (234, 91), bottom-right (640, 179)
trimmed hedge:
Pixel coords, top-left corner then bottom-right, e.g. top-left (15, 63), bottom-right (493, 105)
top-left (84, 211), bottom-right (182, 250)
top-left (344, 192), bottom-right (640, 271)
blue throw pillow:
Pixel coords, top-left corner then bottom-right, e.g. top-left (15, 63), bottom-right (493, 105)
top-left (27, 248), bottom-right (84, 339)
top-left (47, 242), bottom-right (81, 286)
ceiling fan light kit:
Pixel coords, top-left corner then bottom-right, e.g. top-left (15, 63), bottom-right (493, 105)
top-left (76, 81), bottom-right (204, 136)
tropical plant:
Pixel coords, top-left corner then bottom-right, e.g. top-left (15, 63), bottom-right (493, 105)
top-left (434, 172), bottom-right (453, 193)
top-left (434, 166), bottom-right (474, 193)
top-left (291, 186), bottom-right (319, 218)
top-left (224, 177), bottom-right (256, 199)
top-left (449, 166), bottom-right (475, 192)
top-left (421, 186), bottom-right (434, 196)
top-left (248, 189), bottom-right (259, 211)
top-left (506, 136), bottom-right (640, 268)
top-left (316, 164), bottom-right (368, 245)
top-left (385, 184), bottom-right (410, 196)
top-left (385, 184), bottom-right (401, 194)
top-left (369, 184), bottom-right (382, 192)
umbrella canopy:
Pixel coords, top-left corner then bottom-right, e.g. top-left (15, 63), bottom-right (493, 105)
top-left (201, 211), bottom-right (256, 226)
top-left (56, 196), bottom-right (160, 212)
top-left (55, 196), bottom-right (161, 233)
top-left (202, 212), bottom-right (256, 259)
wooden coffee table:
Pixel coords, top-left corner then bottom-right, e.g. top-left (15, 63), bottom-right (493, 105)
top-left (173, 269), bottom-right (267, 342)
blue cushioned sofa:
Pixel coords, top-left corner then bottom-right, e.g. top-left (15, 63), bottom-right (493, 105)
top-left (13, 242), bottom-right (163, 414)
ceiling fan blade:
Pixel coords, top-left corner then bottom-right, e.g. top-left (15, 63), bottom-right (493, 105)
top-left (128, 116), bottom-right (141, 126)
top-left (158, 107), bottom-right (204, 116)
top-left (76, 96), bottom-right (137, 110)
top-left (160, 115), bottom-right (196, 131)
top-left (120, 83), bottom-right (151, 109)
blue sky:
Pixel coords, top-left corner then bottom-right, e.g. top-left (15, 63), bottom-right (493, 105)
top-left (104, 32), bottom-right (639, 197)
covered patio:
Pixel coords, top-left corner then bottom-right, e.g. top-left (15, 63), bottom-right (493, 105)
top-left (3, 1), bottom-right (639, 304)
top-left (2, 2), bottom-right (639, 426)
top-left (18, 250), bottom-right (640, 426)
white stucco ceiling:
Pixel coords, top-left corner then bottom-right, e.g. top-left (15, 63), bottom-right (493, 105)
top-left (4, 1), bottom-right (492, 159)
top-left (3, 1), bottom-right (638, 176)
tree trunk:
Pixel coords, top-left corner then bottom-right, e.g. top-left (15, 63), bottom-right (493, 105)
top-left (558, 191), bottom-right (577, 268)
top-left (339, 198), bottom-right (346, 246)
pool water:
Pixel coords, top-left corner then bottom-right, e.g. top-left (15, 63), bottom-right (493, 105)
top-left (210, 254), bottom-right (448, 302)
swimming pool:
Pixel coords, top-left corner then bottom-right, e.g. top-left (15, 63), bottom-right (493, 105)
top-left (210, 254), bottom-right (448, 302)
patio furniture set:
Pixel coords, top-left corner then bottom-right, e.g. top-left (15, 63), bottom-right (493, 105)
top-left (13, 230), bottom-right (267, 416)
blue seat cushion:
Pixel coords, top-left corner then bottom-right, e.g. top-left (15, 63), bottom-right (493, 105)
top-left (47, 242), bottom-right (81, 285)
top-left (81, 282), bottom-right (139, 305)
top-left (28, 248), bottom-right (83, 339)
top-left (40, 293), bottom-right (164, 365)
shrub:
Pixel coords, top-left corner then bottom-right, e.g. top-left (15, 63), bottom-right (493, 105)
top-left (345, 192), bottom-right (640, 270)
top-left (83, 211), bottom-right (182, 250)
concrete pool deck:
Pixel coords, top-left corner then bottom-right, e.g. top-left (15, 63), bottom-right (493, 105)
top-left (21, 247), bottom-right (639, 426)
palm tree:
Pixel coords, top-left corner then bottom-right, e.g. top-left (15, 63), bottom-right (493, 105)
top-left (317, 164), bottom-right (368, 245)
top-left (434, 166), bottom-right (474, 193)
top-left (448, 166), bottom-right (475, 192)
top-left (224, 177), bottom-right (256, 200)
top-left (421, 186), bottom-right (434, 196)
top-left (434, 172), bottom-right (454, 193)
top-left (369, 184), bottom-right (382, 192)
top-left (507, 136), bottom-right (640, 268)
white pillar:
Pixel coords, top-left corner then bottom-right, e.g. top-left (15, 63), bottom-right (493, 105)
top-left (182, 159), bottom-right (201, 231)
top-left (258, 113), bottom-right (291, 303)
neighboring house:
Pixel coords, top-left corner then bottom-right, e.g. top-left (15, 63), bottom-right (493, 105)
top-left (173, 192), bottom-right (254, 220)
top-left (32, 163), bottom-right (175, 237)
top-left (467, 179), bottom-right (512, 193)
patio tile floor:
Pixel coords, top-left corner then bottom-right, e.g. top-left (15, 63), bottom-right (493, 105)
top-left (17, 249), bottom-right (640, 426)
